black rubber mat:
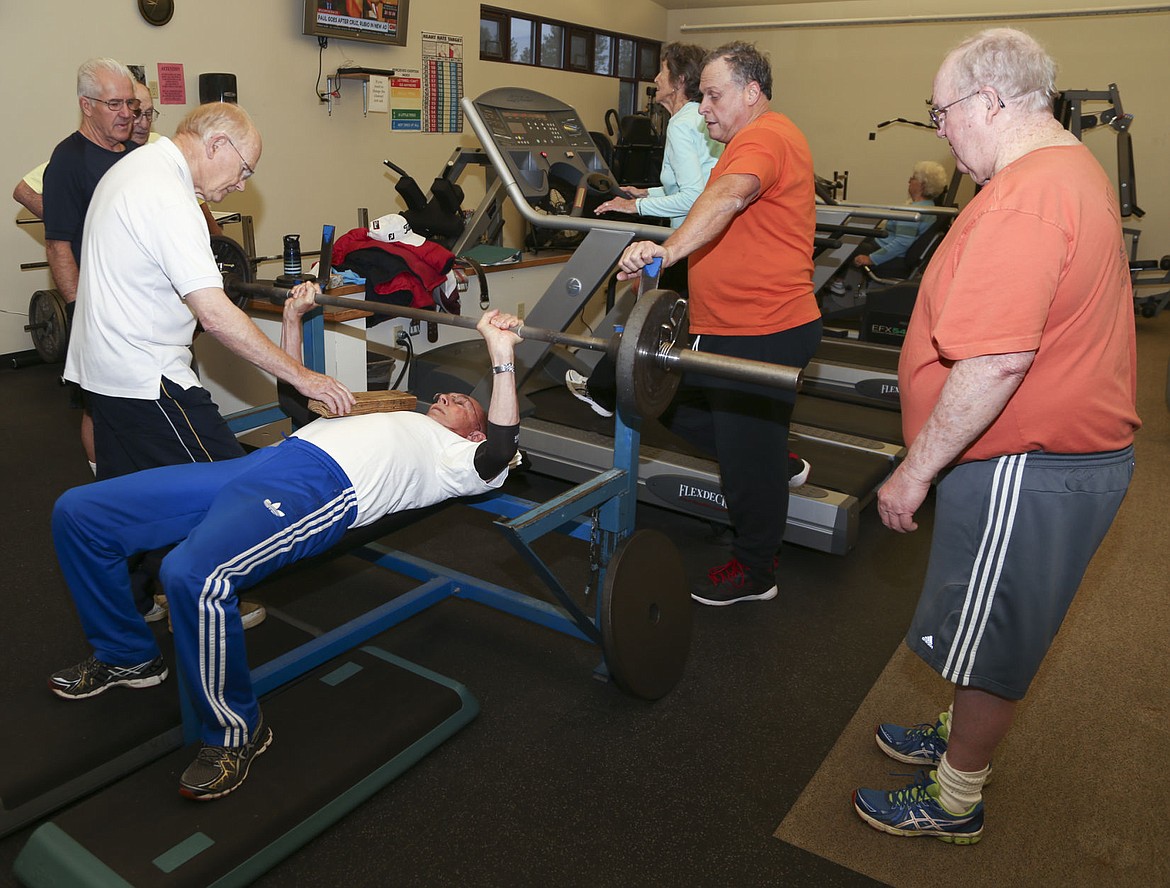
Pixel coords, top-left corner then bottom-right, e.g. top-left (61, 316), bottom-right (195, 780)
top-left (0, 619), bottom-right (311, 824)
top-left (14, 645), bottom-right (477, 888)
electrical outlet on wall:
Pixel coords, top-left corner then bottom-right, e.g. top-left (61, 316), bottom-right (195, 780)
top-left (516, 302), bottom-right (526, 320)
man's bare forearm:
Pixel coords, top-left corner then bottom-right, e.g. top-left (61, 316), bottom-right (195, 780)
top-left (900, 351), bottom-right (1036, 482)
top-left (45, 240), bottom-right (79, 302)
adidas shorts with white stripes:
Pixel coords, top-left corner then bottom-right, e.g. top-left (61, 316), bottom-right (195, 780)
top-left (906, 446), bottom-right (1134, 700)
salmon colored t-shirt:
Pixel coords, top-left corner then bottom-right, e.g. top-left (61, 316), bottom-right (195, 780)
top-left (687, 112), bottom-right (820, 335)
top-left (899, 144), bottom-right (1140, 462)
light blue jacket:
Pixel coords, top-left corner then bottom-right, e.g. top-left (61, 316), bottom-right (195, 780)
top-left (869, 199), bottom-right (937, 265)
top-left (635, 102), bottom-right (723, 228)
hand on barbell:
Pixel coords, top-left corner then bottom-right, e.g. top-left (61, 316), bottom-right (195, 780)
top-left (284, 281), bottom-right (320, 320)
top-left (477, 309), bottom-right (523, 366)
top-left (616, 241), bottom-right (668, 281)
top-left (293, 368), bottom-right (356, 417)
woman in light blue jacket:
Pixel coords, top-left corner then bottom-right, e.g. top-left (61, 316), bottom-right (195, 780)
top-left (595, 43), bottom-right (722, 229)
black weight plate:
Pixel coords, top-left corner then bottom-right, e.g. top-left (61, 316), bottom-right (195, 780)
top-left (211, 234), bottom-right (254, 307)
top-left (614, 289), bottom-right (687, 423)
top-left (600, 528), bottom-right (691, 700)
top-left (26, 288), bottom-right (68, 364)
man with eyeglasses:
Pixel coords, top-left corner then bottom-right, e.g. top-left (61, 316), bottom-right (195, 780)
top-left (851, 28), bottom-right (1139, 844)
top-left (17, 59), bottom-right (140, 479)
top-left (65, 99), bottom-right (355, 485)
top-left (41, 59), bottom-right (140, 309)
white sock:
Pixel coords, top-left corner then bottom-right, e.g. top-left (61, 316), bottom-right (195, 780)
top-left (88, 461), bottom-right (97, 476)
top-left (936, 751), bottom-right (990, 814)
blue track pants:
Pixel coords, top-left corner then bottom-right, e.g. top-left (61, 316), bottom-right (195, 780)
top-left (52, 438), bottom-right (357, 746)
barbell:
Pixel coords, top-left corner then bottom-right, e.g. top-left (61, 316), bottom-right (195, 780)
top-left (24, 235), bottom-right (256, 364)
top-left (223, 276), bottom-right (803, 422)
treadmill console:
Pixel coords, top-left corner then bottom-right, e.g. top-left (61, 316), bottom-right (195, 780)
top-left (471, 87), bottom-right (611, 203)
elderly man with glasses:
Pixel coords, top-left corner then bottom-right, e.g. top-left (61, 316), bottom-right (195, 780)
top-left (65, 99), bottom-right (354, 485)
top-left (41, 59), bottom-right (140, 313)
top-left (851, 28), bottom-right (1139, 844)
top-left (61, 100), bottom-right (355, 632)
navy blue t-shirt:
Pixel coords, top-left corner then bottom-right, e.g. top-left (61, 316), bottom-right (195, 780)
top-left (42, 132), bottom-right (136, 264)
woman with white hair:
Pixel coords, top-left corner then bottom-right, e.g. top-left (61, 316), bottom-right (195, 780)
top-left (852, 159), bottom-right (949, 275)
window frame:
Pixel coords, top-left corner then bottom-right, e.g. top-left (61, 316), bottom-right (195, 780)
top-left (480, 5), bottom-right (659, 93)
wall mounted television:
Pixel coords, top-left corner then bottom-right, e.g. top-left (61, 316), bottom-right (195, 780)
top-left (303, 1), bottom-right (409, 47)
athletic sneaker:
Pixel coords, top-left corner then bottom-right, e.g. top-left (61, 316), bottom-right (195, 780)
top-left (241, 601), bottom-right (267, 630)
top-left (49, 654), bottom-right (168, 700)
top-left (692, 556), bottom-right (778, 606)
top-left (876, 710), bottom-right (951, 765)
top-left (565, 369), bottom-right (614, 418)
top-left (143, 599), bottom-right (168, 623)
top-left (179, 715), bottom-right (273, 801)
top-left (169, 600), bottom-right (267, 633)
top-left (788, 452), bottom-right (811, 488)
top-left (853, 769), bottom-right (984, 844)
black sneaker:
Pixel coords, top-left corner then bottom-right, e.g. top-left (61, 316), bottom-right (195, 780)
top-left (49, 654), bottom-right (168, 700)
top-left (179, 716), bottom-right (273, 801)
top-left (692, 556), bottom-right (778, 606)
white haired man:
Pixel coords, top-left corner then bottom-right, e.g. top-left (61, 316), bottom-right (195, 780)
top-left (852, 27), bottom-right (1139, 844)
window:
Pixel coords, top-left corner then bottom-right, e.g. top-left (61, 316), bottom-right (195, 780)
top-left (540, 23), bottom-right (564, 69)
top-left (617, 39), bottom-right (636, 79)
top-left (480, 6), bottom-right (659, 91)
top-left (510, 16), bottom-right (533, 64)
top-left (638, 43), bottom-right (660, 81)
top-left (568, 28), bottom-right (591, 72)
top-left (593, 35), bottom-right (612, 76)
top-left (480, 12), bottom-right (505, 59)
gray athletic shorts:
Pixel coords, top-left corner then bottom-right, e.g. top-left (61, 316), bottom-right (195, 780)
top-left (906, 446), bottom-right (1134, 700)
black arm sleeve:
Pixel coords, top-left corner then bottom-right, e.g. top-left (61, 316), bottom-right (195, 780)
top-left (473, 421), bottom-right (520, 481)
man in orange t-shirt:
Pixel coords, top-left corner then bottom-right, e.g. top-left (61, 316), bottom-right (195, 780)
top-left (852, 28), bottom-right (1139, 845)
top-left (617, 42), bottom-right (822, 606)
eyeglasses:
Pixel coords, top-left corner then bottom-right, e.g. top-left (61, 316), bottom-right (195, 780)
top-left (926, 91), bottom-right (1007, 127)
top-left (83, 95), bottom-right (142, 113)
top-left (136, 107), bottom-right (160, 122)
top-left (224, 136), bottom-right (255, 180)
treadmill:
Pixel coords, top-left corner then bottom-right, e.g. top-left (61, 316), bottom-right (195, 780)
top-left (410, 87), bottom-right (895, 555)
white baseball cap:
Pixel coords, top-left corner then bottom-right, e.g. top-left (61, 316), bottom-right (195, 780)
top-left (368, 213), bottom-right (425, 247)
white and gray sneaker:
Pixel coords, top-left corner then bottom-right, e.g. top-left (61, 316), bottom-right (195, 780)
top-left (565, 369), bottom-right (614, 418)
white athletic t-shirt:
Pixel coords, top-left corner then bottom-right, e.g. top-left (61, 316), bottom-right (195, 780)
top-left (290, 411), bottom-right (507, 527)
top-left (64, 137), bottom-right (221, 397)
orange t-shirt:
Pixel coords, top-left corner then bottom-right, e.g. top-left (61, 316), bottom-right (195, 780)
top-left (899, 144), bottom-right (1140, 461)
top-left (687, 112), bottom-right (820, 335)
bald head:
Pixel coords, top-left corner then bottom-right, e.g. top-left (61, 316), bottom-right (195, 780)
top-left (174, 102), bottom-right (262, 203)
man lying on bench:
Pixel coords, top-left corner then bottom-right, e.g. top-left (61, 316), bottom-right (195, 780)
top-left (47, 281), bottom-right (522, 801)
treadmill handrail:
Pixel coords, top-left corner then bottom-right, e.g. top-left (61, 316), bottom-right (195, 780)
top-left (826, 201), bottom-right (959, 219)
top-left (461, 95), bottom-right (671, 244)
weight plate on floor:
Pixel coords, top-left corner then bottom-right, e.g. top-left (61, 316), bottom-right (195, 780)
top-left (25, 288), bottom-right (68, 364)
top-left (600, 528), bottom-right (691, 700)
top-left (615, 289), bottom-right (688, 423)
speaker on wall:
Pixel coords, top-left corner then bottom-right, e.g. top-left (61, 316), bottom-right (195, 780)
top-left (199, 73), bottom-right (237, 104)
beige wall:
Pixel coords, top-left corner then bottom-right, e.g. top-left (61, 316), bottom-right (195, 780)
top-left (2, 0), bottom-right (666, 355)
top-left (6, 1), bottom-right (1168, 354)
top-left (666, 0), bottom-right (1170, 256)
